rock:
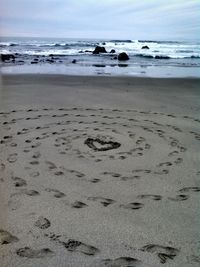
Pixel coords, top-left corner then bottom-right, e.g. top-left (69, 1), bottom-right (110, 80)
top-left (155, 55), bottom-right (170, 59)
top-left (31, 61), bottom-right (38, 64)
top-left (46, 59), bottom-right (54, 63)
top-left (113, 56), bottom-right (118, 60)
top-left (118, 52), bottom-right (129, 61)
top-left (72, 59), bottom-right (77, 64)
top-left (141, 45), bottom-right (149, 49)
top-left (102, 42), bottom-right (106, 45)
top-left (110, 49), bottom-right (116, 53)
top-left (1, 54), bottom-right (15, 62)
top-left (118, 64), bottom-right (128, 67)
top-left (93, 64), bottom-right (106, 68)
top-left (85, 50), bottom-right (92, 53)
top-left (93, 46), bottom-right (107, 54)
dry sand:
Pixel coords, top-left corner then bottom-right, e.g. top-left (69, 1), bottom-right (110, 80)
top-left (0, 74), bottom-right (200, 267)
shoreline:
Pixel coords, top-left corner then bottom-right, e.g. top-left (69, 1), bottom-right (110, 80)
top-left (1, 63), bottom-right (200, 78)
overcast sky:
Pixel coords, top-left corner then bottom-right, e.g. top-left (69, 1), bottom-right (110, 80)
top-left (0, 0), bottom-right (199, 40)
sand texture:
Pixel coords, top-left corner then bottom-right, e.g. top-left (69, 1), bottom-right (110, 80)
top-left (0, 75), bottom-right (200, 267)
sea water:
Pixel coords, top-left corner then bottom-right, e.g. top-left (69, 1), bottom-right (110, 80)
top-left (1, 37), bottom-right (200, 77)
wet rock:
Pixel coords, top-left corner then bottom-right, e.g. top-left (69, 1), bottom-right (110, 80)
top-left (72, 59), bottom-right (77, 64)
top-left (141, 45), bottom-right (150, 49)
top-left (118, 52), bottom-right (129, 61)
top-left (118, 64), bottom-right (128, 67)
top-left (1, 54), bottom-right (15, 62)
top-left (46, 59), bottom-right (54, 63)
top-left (110, 49), bottom-right (116, 53)
top-left (155, 55), bottom-right (170, 59)
top-left (93, 46), bottom-right (107, 54)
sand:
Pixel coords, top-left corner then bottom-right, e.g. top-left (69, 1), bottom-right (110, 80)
top-left (0, 74), bottom-right (200, 267)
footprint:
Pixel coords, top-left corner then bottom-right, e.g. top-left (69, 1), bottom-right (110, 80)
top-left (45, 161), bottom-right (57, 170)
top-left (29, 171), bottom-right (40, 178)
top-left (29, 160), bottom-right (39, 165)
top-left (0, 163), bottom-right (5, 171)
top-left (187, 255), bottom-right (200, 264)
top-left (100, 256), bottom-right (141, 266)
top-left (10, 142), bottom-right (17, 147)
top-left (132, 169), bottom-right (151, 174)
top-left (121, 175), bottom-right (141, 181)
top-left (170, 141), bottom-right (178, 147)
top-left (168, 151), bottom-right (179, 157)
top-left (168, 194), bottom-right (189, 201)
top-left (145, 143), bottom-right (151, 149)
top-left (54, 171), bottom-right (64, 176)
top-left (62, 239), bottom-right (99, 256)
top-left (7, 153), bottom-right (18, 163)
top-left (16, 247), bottom-right (54, 258)
top-left (65, 169), bottom-right (85, 178)
top-left (158, 162), bottom-right (172, 167)
top-left (25, 189), bottom-right (40, 196)
top-left (32, 151), bottom-right (41, 159)
top-left (13, 189), bottom-right (40, 196)
top-left (136, 137), bottom-right (145, 145)
top-left (34, 216), bottom-right (51, 229)
top-left (0, 229), bottom-right (19, 244)
top-left (120, 202), bottom-right (144, 210)
top-left (179, 146), bottom-right (187, 152)
top-left (87, 197), bottom-right (115, 207)
top-left (71, 201), bottom-right (88, 209)
top-left (179, 187), bottom-right (200, 193)
top-left (141, 244), bottom-right (179, 264)
top-left (174, 158), bottom-right (183, 165)
top-left (90, 178), bottom-right (101, 183)
top-left (137, 194), bottom-right (162, 201)
top-left (101, 172), bottom-right (121, 178)
top-left (154, 169), bottom-right (169, 175)
top-left (3, 135), bottom-right (12, 140)
top-left (45, 188), bottom-right (65, 198)
top-left (8, 199), bottom-right (21, 211)
top-left (11, 176), bottom-right (27, 187)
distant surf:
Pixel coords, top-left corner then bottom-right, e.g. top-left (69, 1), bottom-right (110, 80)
top-left (1, 37), bottom-right (200, 77)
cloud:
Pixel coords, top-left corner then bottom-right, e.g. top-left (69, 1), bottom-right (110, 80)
top-left (0, 0), bottom-right (199, 39)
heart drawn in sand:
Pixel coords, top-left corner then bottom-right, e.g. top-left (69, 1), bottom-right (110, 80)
top-left (84, 138), bottom-right (121, 151)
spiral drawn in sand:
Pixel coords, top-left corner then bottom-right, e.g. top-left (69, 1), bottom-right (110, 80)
top-left (1, 107), bottom-right (198, 170)
top-left (0, 107), bottom-right (200, 266)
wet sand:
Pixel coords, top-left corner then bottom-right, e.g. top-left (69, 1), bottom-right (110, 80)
top-left (0, 74), bottom-right (200, 267)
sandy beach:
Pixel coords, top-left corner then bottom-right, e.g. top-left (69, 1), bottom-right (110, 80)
top-left (0, 74), bottom-right (200, 267)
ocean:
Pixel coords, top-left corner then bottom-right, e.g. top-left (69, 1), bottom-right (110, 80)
top-left (1, 37), bottom-right (200, 77)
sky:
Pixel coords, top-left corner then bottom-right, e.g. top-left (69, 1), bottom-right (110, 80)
top-left (0, 0), bottom-right (200, 40)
